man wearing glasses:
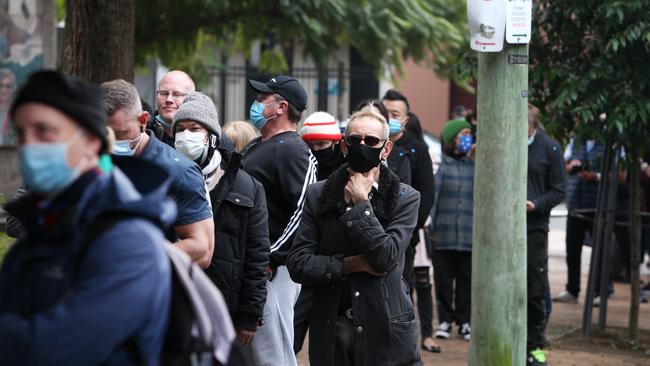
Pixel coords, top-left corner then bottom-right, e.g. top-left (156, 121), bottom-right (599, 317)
top-left (288, 110), bottom-right (421, 366)
top-left (150, 70), bottom-right (196, 147)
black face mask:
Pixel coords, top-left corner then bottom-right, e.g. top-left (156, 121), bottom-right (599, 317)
top-left (312, 144), bottom-right (339, 167)
top-left (345, 143), bottom-right (384, 173)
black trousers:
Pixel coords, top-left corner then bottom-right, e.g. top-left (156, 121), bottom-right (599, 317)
top-left (333, 317), bottom-right (355, 366)
top-left (414, 266), bottom-right (434, 338)
top-left (565, 214), bottom-right (630, 296)
top-left (403, 245), bottom-right (416, 294)
top-left (433, 250), bottom-right (472, 325)
top-left (527, 230), bottom-right (549, 350)
top-left (293, 286), bottom-right (313, 354)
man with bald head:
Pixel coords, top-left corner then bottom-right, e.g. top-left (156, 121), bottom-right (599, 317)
top-left (149, 70), bottom-right (196, 146)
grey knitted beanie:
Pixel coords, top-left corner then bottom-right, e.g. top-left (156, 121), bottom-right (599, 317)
top-left (172, 92), bottom-right (221, 136)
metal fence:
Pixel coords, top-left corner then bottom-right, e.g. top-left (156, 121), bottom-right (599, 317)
top-left (203, 64), bottom-right (377, 125)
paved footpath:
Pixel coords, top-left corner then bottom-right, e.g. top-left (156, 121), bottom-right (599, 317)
top-left (297, 215), bottom-right (650, 365)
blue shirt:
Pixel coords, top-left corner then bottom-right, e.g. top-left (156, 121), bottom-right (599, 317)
top-left (139, 130), bottom-right (212, 226)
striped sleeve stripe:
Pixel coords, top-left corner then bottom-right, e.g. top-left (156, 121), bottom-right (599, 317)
top-left (270, 153), bottom-right (319, 252)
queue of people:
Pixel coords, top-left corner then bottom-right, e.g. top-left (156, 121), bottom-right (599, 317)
top-left (7, 68), bottom-right (648, 366)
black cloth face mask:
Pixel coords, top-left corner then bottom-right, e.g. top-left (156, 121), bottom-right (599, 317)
top-left (313, 143), bottom-right (339, 166)
top-left (345, 143), bottom-right (384, 173)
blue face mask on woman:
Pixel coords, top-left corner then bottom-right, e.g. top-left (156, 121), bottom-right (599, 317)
top-left (388, 118), bottom-right (402, 136)
top-left (19, 130), bottom-right (85, 194)
top-left (457, 134), bottom-right (473, 154)
top-left (249, 101), bottom-right (278, 130)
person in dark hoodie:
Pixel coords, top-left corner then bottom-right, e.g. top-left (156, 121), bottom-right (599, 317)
top-left (525, 105), bottom-right (565, 366)
top-left (382, 90), bottom-right (434, 307)
top-left (171, 91), bottom-right (270, 349)
top-left (0, 70), bottom-right (173, 365)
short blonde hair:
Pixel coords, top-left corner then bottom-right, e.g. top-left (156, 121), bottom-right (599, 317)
top-left (222, 121), bottom-right (259, 152)
top-left (345, 109), bottom-right (389, 140)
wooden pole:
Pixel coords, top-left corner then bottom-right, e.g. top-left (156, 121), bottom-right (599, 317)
top-left (470, 43), bottom-right (529, 366)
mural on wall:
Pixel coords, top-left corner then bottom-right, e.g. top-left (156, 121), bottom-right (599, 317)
top-left (0, 0), bottom-right (43, 145)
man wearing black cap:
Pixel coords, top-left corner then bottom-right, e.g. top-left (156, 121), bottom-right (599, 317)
top-left (243, 75), bottom-right (317, 366)
top-left (0, 71), bottom-right (173, 364)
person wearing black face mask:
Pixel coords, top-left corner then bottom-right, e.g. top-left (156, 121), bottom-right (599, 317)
top-left (293, 111), bottom-right (345, 354)
top-left (288, 110), bottom-right (422, 366)
top-left (299, 111), bottom-right (345, 181)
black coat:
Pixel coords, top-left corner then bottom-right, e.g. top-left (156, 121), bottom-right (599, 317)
top-left (395, 132), bottom-right (434, 232)
top-left (387, 145), bottom-right (412, 185)
top-left (287, 164), bottom-right (421, 366)
top-left (205, 148), bottom-right (270, 331)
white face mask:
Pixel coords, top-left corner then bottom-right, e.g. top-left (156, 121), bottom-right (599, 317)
top-left (175, 130), bottom-right (208, 161)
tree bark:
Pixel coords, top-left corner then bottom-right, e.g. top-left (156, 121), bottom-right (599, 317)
top-left (60, 0), bottom-right (135, 83)
top-left (628, 147), bottom-right (641, 343)
top-left (470, 43), bottom-right (528, 366)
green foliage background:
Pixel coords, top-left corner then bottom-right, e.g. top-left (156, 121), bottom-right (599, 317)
top-left (131, 0), bottom-right (469, 86)
top-left (529, 0), bottom-right (650, 153)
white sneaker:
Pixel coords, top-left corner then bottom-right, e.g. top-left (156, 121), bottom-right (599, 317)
top-left (459, 323), bottom-right (471, 341)
top-left (434, 322), bottom-right (452, 339)
top-left (552, 290), bottom-right (578, 304)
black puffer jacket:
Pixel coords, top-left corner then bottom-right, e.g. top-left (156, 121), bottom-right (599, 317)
top-left (205, 147), bottom-right (270, 331)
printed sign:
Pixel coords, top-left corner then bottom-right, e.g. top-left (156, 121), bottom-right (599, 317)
top-left (506, 0), bottom-right (532, 44)
top-left (468, 0), bottom-right (507, 52)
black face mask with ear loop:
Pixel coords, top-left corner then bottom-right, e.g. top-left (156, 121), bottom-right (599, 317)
top-left (346, 143), bottom-right (384, 173)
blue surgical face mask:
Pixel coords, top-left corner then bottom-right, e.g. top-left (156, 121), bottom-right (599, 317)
top-left (113, 133), bottom-right (143, 156)
top-left (19, 130), bottom-right (85, 194)
top-left (457, 134), bottom-right (473, 154)
top-left (388, 118), bottom-right (402, 136)
top-left (528, 131), bottom-right (536, 146)
top-left (249, 101), bottom-right (277, 130)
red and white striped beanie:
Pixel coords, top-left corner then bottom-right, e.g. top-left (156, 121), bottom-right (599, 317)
top-left (300, 111), bottom-right (342, 141)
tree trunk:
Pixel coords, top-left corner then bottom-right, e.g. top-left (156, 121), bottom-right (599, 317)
top-left (628, 147), bottom-right (641, 343)
top-left (60, 0), bottom-right (135, 83)
top-left (470, 43), bottom-right (528, 366)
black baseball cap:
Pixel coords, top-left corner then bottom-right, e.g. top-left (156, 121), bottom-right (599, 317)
top-left (248, 75), bottom-right (308, 111)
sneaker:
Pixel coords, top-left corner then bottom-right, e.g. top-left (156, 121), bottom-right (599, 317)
top-left (552, 291), bottom-right (578, 303)
top-left (458, 323), bottom-right (471, 341)
top-left (527, 348), bottom-right (547, 366)
top-left (434, 322), bottom-right (452, 339)
top-left (593, 296), bottom-right (600, 307)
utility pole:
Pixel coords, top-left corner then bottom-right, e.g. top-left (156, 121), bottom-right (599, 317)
top-left (469, 42), bottom-right (529, 365)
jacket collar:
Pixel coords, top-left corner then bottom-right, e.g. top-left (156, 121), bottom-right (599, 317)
top-left (319, 163), bottom-right (401, 224)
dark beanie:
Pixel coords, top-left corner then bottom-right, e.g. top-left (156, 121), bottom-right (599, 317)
top-left (10, 70), bottom-right (109, 152)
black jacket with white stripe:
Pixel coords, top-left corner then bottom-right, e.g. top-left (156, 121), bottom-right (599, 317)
top-left (242, 131), bottom-right (318, 270)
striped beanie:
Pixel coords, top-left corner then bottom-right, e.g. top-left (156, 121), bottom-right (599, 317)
top-left (300, 111), bottom-right (342, 141)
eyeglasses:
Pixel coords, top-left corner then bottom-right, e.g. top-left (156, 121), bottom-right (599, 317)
top-left (345, 134), bottom-right (385, 147)
top-left (156, 90), bottom-right (187, 100)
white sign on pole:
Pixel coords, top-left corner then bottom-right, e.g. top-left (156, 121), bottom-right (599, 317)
top-left (505, 0), bottom-right (532, 44)
top-left (467, 0), bottom-right (506, 52)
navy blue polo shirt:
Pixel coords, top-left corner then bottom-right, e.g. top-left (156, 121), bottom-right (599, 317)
top-left (139, 130), bottom-right (212, 226)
